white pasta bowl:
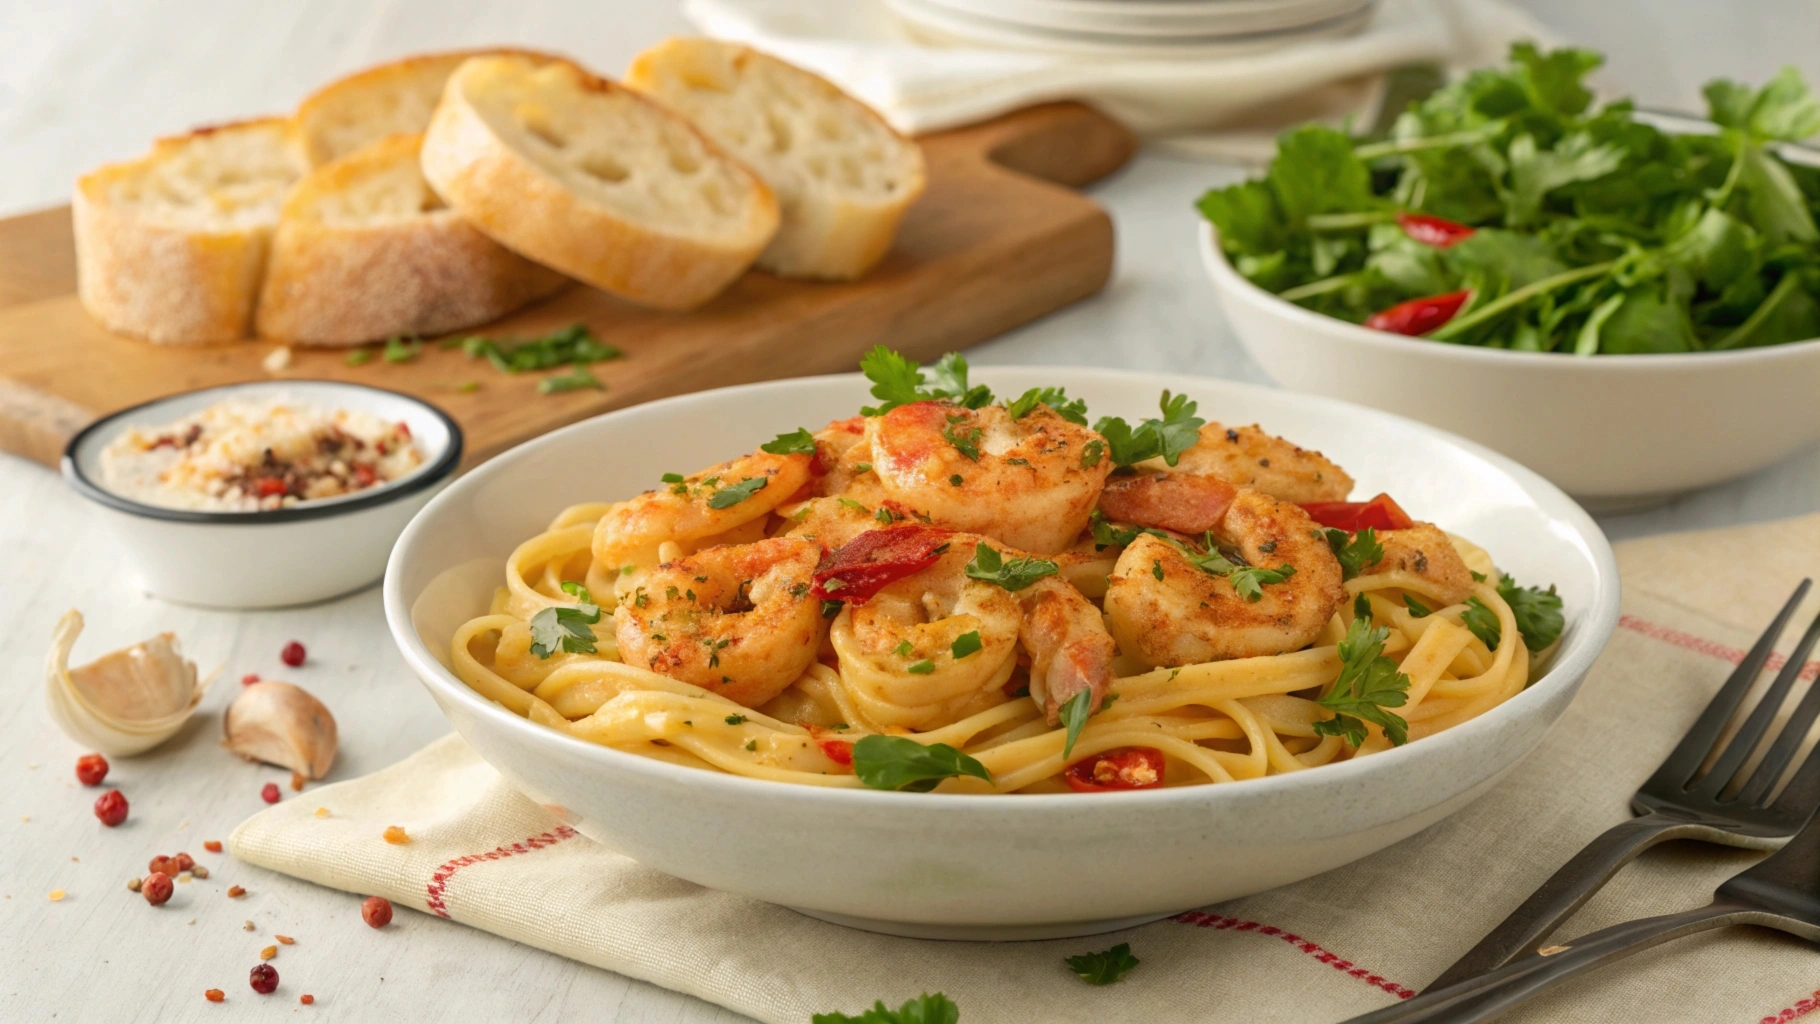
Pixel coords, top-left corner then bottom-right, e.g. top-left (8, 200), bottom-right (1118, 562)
top-left (64, 380), bottom-right (462, 609)
top-left (384, 368), bottom-right (1619, 940)
top-left (1200, 222), bottom-right (1820, 511)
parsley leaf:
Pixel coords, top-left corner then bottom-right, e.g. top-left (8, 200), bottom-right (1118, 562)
top-left (538, 364), bottom-right (604, 394)
top-left (1228, 564), bottom-right (1297, 601)
top-left (1404, 594), bottom-right (1434, 617)
top-left (707, 476), bottom-right (768, 509)
top-left (724, 714), bottom-right (746, 725)
top-left (1461, 596), bottom-right (1503, 650)
top-left (1323, 527), bottom-right (1385, 580)
top-left (941, 417), bottom-right (983, 461)
top-left (1080, 439), bottom-right (1105, 469)
top-left (1498, 573), bottom-right (1565, 651)
top-left (1092, 390), bottom-right (1206, 467)
top-left (456, 323), bottom-right (622, 381)
top-left (1313, 615), bottom-right (1412, 747)
top-left (812, 993), bottom-right (961, 1024)
top-left (858, 347), bottom-right (993, 415)
top-left (345, 348), bottom-right (374, 366)
top-left (927, 352), bottom-right (994, 409)
top-left (382, 335), bottom-right (422, 363)
top-left (1005, 386), bottom-right (1089, 425)
top-left (907, 659), bottom-right (936, 675)
top-left (851, 736), bottom-right (992, 792)
top-left (1088, 510), bottom-right (1166, 550)
top-left (760, 428), bottom-right (817, 455)
top-left (1058, 688), bottom-right (1094, 758)
top-left (1065, 943), bottom-right (1140, 986)
top-left (963, 542), bottom-right (1059, 592)
top-left (951, 631), bottom-right (983, 659)
top-left (528, 585), bottom-right (603, 659)
top-left (1171, 532), bottom-right (1295, 601)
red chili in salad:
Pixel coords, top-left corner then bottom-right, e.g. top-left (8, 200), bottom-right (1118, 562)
top-left (1364, 290), bottom-right (1471, 336)
top-left (1395, 211), bottom-right (1475, 248)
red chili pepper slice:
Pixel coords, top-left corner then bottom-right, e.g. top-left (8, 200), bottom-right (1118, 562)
top-left (808, 727), bottom-right (854, 767)
top-left (1364, 289), bottom-right (1471, 336)
top-left (1299, 493), bottom-right (1415, 532)
top-left (1064, 746), bottom-right (1167, 792)
top-left (252, 476), bottom-right (288, 498)
top-left (1396, 212), bottom-right (1475, 248)
top-left (812, 524), bottom-right (953, 605)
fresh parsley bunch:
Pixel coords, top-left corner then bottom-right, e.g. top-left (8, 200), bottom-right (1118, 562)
top-left (1199, 44), bottom-right (1820, 353)
top-left (1313, 603), bottom-right (1413, 746)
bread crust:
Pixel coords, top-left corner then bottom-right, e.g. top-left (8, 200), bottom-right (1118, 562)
top-left (421, 56), bottom-right (778, 311)
top-left (255, 133), bottom-right (568, 346)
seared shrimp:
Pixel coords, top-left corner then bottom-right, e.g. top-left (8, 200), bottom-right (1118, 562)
top-left (808, 416), bottom-right (874, 497)
top-left (614, 537), bottom-right (823, 708)
top-left (1103, 490), bottom-right (1344, 668)
top-left (781, 494), bottom-right (921, 551)
top-left (1137, 422), bottom-right (1352, 503)
top-left (1357, 523), bottom-right (1475, 606)
top-left (867, 401), bottom-right (1110, 555)
top-left (1018, 574), bottom-right (1119, 724)
top-left (593, 449), bottom-right (812, 573)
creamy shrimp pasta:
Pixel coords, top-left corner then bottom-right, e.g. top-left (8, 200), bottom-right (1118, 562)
top-left (451, 348), bottom-right (1566, 794)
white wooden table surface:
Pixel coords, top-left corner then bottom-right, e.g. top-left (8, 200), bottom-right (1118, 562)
top-left (5, 1), bottom-right (1820, 1020)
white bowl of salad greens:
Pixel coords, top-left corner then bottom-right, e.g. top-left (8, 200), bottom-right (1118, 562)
top-left (1198, 44), bottom-right (1820, 509)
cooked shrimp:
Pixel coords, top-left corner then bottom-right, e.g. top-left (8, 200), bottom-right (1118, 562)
top-left (809, 415), bottom-right (873, 497)
top-left (1098, 472), bottom-right (1238, 536)
top-left (1018, 575), bottom-right (1118, 724)
top-left (1357, 523), bottom-right (1474, 606)
top-left (1139, 422), bottom-right (1352, 503)
top-left (614, 537), bottom-right (823, 708)
top-left (867, 401), bottom-right (1111, 555)
top-left (1103, 490), bottom-right (1344, 668)
top-left (593, 449), bottom-right (812, 573)
top-left (780, 493), bottom-right (921, 551)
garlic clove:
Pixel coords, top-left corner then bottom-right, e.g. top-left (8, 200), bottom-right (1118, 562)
top-left (46, 611), bottom-right (206, 756)
top-left (223, 681), bottom-right (337, 779)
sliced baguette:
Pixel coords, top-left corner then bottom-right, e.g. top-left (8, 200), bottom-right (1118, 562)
top-left (255, 132), bottom-right (568, 346)
top-left (74, 117), bottom-right (305, 344)
top-left (626, 38), bottom-right (925, 280)
top-left (294, 48), bottom-right (561, 168)
top-left (421, 55), bottom-right (779, 310)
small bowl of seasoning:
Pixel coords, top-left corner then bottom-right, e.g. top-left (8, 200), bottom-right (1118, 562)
top-left (63, 380), bottom-right (461, 608)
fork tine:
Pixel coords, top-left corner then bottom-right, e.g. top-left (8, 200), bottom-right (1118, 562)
top-left (1740, 642), bottom-right (1820, 808)
top-left (1648, 579), bottom-right (1811, 790)
top-left (1698, 604), bottom-right (1820, 798)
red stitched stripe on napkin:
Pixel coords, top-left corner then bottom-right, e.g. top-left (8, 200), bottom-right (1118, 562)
top-left (1173, 911), bottom-right (1415, 999)
top-left (1621, 614), bottom-right (1820, 681)
top-left (1764, 989), bottom-right (1820, 1024)
top-left (425, 825), bottom-right (579, 918)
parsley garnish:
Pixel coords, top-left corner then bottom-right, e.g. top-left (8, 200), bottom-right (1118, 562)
top-left (1470, 570), bottom-right (1488, 583)
top-left (963, 542), bottom-right (1059, 591)
top-left (1065, 943), bottom-right (1139, 986)
top-left (1088, 510), bottom-right (1166, 550)
top-left (1404, 594), bottom-right (1433, 617)
top-left (382, 335), bottom-right (421, 363)
top-left (1151, 559), bottom-right (1165, 581)
top-left (725, 714), bottom-right (746, 725)
top-left (858, 347), bottom-right (994, 415)
top-left (1080, 439), bottom-right (1105, 469)
top-left (838, 496), bottom-right (870, 513)
top-left (1498, 573), bottom-right (1565, 651)
top-left (707, 476), bottom-right (768, 509)
top-left (528, 582), bottom-right (602, 658)
top-left (822, 599), bottom-right (844, 619)
top-left (812, 993), bottom-right (961, 1024)
top-left (1323, 527), bottom-right (1384, 580)
top-left (1058, 688), bottom-right (1094, 758)
top-left (875, 505), bottom-right (900, 524)
top-left (1462, 596), bottom-right (1502, 650)
top-left (1313, 614), bottom-right (1412, 747)
top-left (927, 352), bottom-right (993, 409)
top-left (1092, 390), bottom-right (1205, 467)
top-left (941, 417), bottom-right (983, 461)
top-left (1005, 386), bottom-right (1089, 425)
top-left (951, 631), bottom-right (982, 659)
top-left (851, 736), bottom-right (992, 792)
top-left (760, 428), bottom-right (817, 455)
top-left (345, 348), bottom-right (374, 366)
top-left (745, 740), bottom-right (757, 752)
top-left (539, 365), bottom-right (603, 393)
top-left (893, 640), bottom-right (914, 657)
top-left (661, 472), bottom-right (684, 483)
top-left (1175, 534), bottom-right (1296, 601)
top-left (452, 323), bottom-right (620, 374)
top-left (906, 659), bottom-right (936, 675)
top-left (948, 474), bottom-right (964, 486)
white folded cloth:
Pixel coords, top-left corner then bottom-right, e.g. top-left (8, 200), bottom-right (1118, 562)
top-left (684, 0), bottom-right (1556, 158)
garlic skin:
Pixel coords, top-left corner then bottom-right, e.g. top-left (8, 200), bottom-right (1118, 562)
top-left (46, 610), bottom-right (206, 756)
top-left (223, 681), bottom-right (338, 779)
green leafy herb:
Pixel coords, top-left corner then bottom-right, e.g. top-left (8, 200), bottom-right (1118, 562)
top-left (1461, 596), bottom-right (1503, 650)
top-left (662, 472), bottom-right (685, 484)
top-left (893, 639), bottom-right (914, 657)
top-left (760, 428), bottom-right (818, 455)
top-left (1092, 390), bottom-right (1205, 467)
top-left (964, 542), bottom-right (1059, 592)
top-left (1058, 688), bottom-right (1094, 758)
top-left (812, 993), bottom-right (961, 1024)
top-left (1324, 527), bottom-right (1385, 580)
top-left (345, 348), bottom-right (374, 366)
top-left (951, 631), bottom-right (983, 659)
top-left (455, 323), bottom-right (621, 375)
top-left (707, 476), bottom-right (768, 509)
top-left (1065, 943), bottom-right (1140, 985)
top-left (538, 365), bottom-right (603, 393)
top-left (927, 352), bottom-right (994, 409)
top-left (1228, 563), bottom-right (1297, 601)
top-left (822, 599), bottom-right (844, 619)
top-left (528, 585), bottom-right (603, 659)
top-left (941, 418), bottom-right (983, 461)
top-left (1498, 573), bottom-right (1565, 651)
top-left (1404, 594), bottom-right (1434, 617)
top-left (906, 659), bottom-right (936, 675)
top-left (1005, 386), bottom-right (1089, 425)
top-left (858, 347), bottom-right (994, 415)
top-left (851, 735), bottom-right (992, 792)
top-left (1313, 615), bottom-right (1413, 746)
top-left (1080, 439), bottom-right (1105, 468)
top-left (725, 714), bottom-right (746, 726)
top-left (1169, 533), bottom-right (1296, 601)
top-left (382, 335), bottom-right (422, 363)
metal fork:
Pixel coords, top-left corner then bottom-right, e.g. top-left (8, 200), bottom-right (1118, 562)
top-left (1342, 773), bottom-right (1820, 1023)
top-left (1424, 579), bottom-right (1820, 992)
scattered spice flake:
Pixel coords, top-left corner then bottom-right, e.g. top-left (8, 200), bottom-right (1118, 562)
top-left (281, 641), bottom-right (307, 667)
top-left (192, 865), bottom-right (210, 879)
top-left (205, 989), bottom-right (225, 1003)
top-left (94, 789), bottom-right (128, 826)
top-left (313, 807), bottom-right (330, 818)
top-left (243, 920), bottom-right (255, 931)
top-left (143, 873), bottom-right (174, 906)
top-left (204, 840), bottom-right (223, 853)
top-left (361, 895), bottom-right (393, 928)
top-left (75, 753), bottom-right (108, 786)
top-left (260, 945), bottom-right (277, 960)
top-left (261, 783), bottom-right (281, 804)
top-left (290, 771), bottom-right (306, 792)
top-left (150, 855), bottom-right (177, 876)
top-left (301, 994), bottom-right (315, 1005)
top-left (127, 877), bottom-right (142, 892)
top-left (263, 346), bottom-right (293, 373)
top-left (241, 674), bottom-right (260, 686)
top-left (249, 963), bottom-right (278, 994)
top-left (47, 889), bottom-right (65, 901)
top-left (382, 825), bottom-right (410, 845)
top-left (176, 852), bottom-right (194, 872)
top-left (227, 885), bottom-right (246, 898)
top-left (275, 934), bottom-right (295, 945)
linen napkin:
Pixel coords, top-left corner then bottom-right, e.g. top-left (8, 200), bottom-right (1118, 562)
top-left (232, 513), bottom-right (1820, 1024)
top-left (683, 0), bottom-right (1555, 160)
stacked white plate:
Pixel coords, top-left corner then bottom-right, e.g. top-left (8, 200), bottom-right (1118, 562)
top-left (884, 0), bottom-right (1379, 57)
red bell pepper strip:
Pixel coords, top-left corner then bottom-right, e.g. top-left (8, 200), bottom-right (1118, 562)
top-left (1396, 212), bottom-right (1475, 248)
top-left (1064, 746), bottom-right (1167, 792)
top-left (807, 726), bottom-right (854, 767)
top-left (1299, 493), bottom-right (1415, 532)
top-left (812, 524), bottom-right (953, 605)
top-left (1365, 290), bottom-right (1471, 336)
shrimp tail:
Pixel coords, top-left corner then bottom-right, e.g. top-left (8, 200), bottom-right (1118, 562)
top-left (1019, 580), bottom-right (1117, 726)
top-left (1038, 634), bottom-right (1114, 726)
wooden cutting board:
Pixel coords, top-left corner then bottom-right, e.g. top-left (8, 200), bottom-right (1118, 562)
top-left (0, 103), bottom-right (1135, 469)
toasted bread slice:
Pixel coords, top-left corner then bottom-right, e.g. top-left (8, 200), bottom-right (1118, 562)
top-left (255, 133), bottom-right (568, 346)
top-left (74, 118), bottom-right (305, 344)
top-left (294, 48), bottom-right (561, 167)
top-left (421, 55), bottom-right (779, 310)
top-left (626, 39), bottom-right (925, 280)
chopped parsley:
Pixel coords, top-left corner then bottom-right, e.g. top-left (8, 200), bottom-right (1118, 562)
top-left (538, 364), bottom-right (604, 393)
top-left (951, 631), bottom-right (983, 659)
top-left (1151, 559), bottom-right (1165, 581)
top-left (1080, 439), bottom-right (1105, 469)
top-left (894, 640), bottom-right (914, 657)
top-left (839, 497), bottom-right (870, 513)
top-left (450, 322), bottom-right (621, 373)
top-left (382, 335), bottom-right (422, 363)
top-left (906, 659), bottom-right (936, 675)
top-left (1065, 942), bottom-right (1140, 986)
top-left (875, 505), bottom-right (901, 524)
top-left (1092, 390), bottom-right (1205, 467)
top-left (853, 462), bottom-right (873, 474)
top-left (858, 346), bottom-right (994, 415)
top-left (812, 993), bottom-right (960, 1024)
top-left (1313, 614), bottom-right (1413, 747)
top-left (963, 542), bottom-right (1059, 591)
top-left (948, 474), bottom-right (964, 486)
top-left (1404, 594), bottom-right (1434, 617)
top-left (725, 714), bottom-right (746, 726)
top-left (941, 417), bottom-right (983, 461)
top-left (1005, 385), bottom-right (1089, 425)
top-left (1498, 573), bottom-right (1565, 651)
top-left (926, 352), bottom-right (994, 409)
top-left (662, 472), bottom-right (685, 483)
top-left (1174, 534), bottom-right (1296, 601)
top-left (345, 348), bottom-right (374, 366)
top-left (1058, 688), bottom-right (1095, 758)
top-left (760, 428), bottom-right (818, 455)
top-left (528, 582), bottom-right (602, 658)
top-left (707, 476), bottom-right (768, 509)
top-left (851, 735), bottom-right (992, 792)
top-left (1324, 527), bottom-right (1385, 580)
top-left (822, 599), bottom-right (844, 619)
top-left (745, 740), bottom-right (757, 752)
top-left (1462, 596), bottom-right (1503, 650)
